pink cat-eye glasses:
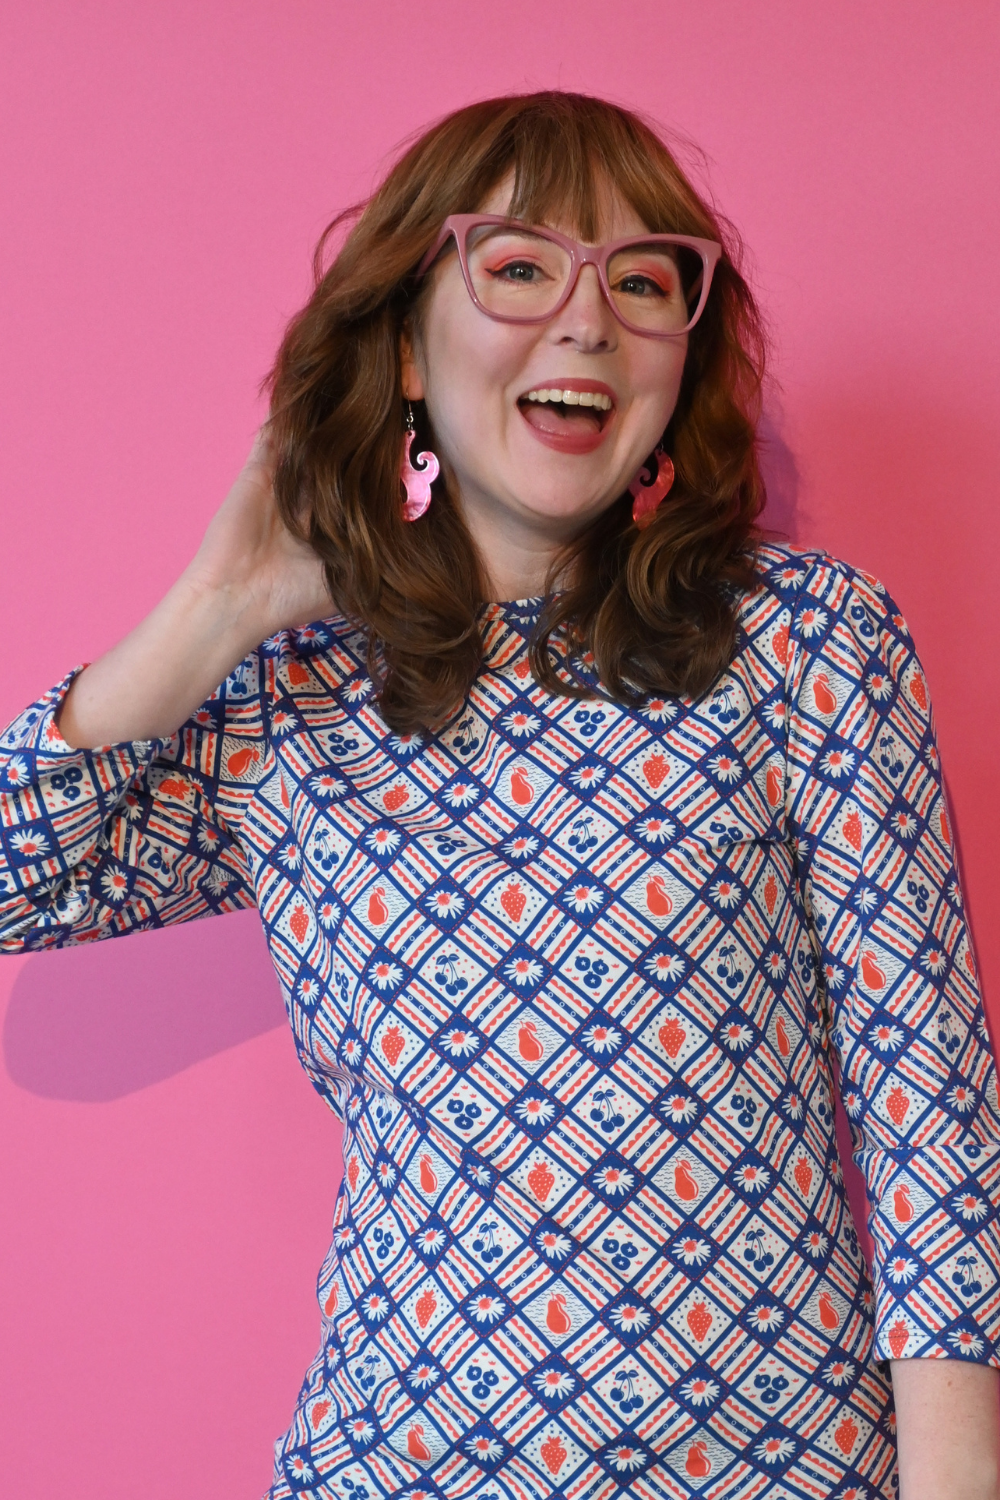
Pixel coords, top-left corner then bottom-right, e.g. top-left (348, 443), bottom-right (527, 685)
top-left (416, 214), bottom-right (722, 338)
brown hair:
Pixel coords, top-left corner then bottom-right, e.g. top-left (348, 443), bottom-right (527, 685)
top-left (266, 91), bottom-right (767, 732)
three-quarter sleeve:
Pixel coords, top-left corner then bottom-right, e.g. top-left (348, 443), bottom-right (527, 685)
top-left (784, 554), bottom-right (1000, 1366)
top-left (0, 654), bottom-right (268, 952)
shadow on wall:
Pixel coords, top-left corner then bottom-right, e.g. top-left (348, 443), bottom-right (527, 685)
top-left (3, 907), bottom-right (286, 1101)
top-left (4, 406), bottom-right (799, 1106)
top-left (757, 403), bottom-right (800, 543)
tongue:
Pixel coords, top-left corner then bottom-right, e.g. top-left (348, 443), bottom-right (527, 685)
top-left (520, 401), bottom-right (601, 435)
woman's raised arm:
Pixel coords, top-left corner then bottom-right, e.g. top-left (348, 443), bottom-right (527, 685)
top-left (58, 431), bottom-right (332, 749)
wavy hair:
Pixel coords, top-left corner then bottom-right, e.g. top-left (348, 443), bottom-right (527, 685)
top-left (266, 91), bottom-right (767, 732)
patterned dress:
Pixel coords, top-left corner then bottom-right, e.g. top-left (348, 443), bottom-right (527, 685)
top-left (2, 544), bottom-right (999, 1500)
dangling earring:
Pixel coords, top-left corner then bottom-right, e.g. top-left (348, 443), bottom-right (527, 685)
top-left (629, 447), bottom-right (675, 529)
top-left (400, 402), bottom-right (440, 521)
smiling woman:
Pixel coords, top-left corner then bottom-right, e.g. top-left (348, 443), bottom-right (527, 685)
top-left (266, 92), bottom-right (766, 729)
top-left (2, 88), bottom-right (1000, 1500)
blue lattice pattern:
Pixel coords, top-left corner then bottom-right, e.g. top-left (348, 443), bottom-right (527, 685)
top-left (2, 545), bottom-right (998, 1500)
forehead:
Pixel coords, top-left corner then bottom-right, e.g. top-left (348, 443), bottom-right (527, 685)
top-left (477, 169), bottom-right (650, 245)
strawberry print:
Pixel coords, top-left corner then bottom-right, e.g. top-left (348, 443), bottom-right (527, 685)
top-left (500, 880), bottom-right (526, 923)
top-left (886, 1087), bottom-right (909, 1126)
top-left (833, 1414), bottom-right (858, 1455)
top-left (415, 1288), bottom-right (437, 1329)
top-left (381, 1025), bottom-right (404, 1067)
top-left (687, 1301), bottom-right (713, 1341)
top-left (658, 1016), bottom-right (685, 1058)
top-left (888, 1320), bottom-right (910, 1358)
top-left (643, 753), bottom-right (668, 789)
top-left (540, 1434), bottom-right (567, 1475)
top-left (527, 1160), bottom-right (555, 1203)
top-left (3, 544), bottom-right (999, 1498)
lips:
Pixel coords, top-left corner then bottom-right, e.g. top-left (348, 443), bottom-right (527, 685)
top-left (517, 379), bottom-right (617, 455)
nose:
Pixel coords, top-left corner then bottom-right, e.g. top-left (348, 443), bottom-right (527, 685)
top-left (546, 262), bottom-right (617, 352)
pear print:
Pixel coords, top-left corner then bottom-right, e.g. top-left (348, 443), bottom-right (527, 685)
top-left (225, 744), bottom-right (260, 778)
top-left (860, 951), bottom-right (887, 990)
top-left (367, 887), bottom-right (389, 925)
top-left (645, 874), bottom-right (673, 918)
top-left (812, 672), bottom-right (838, 714)
top-left (510, 768), bottom-right (534, 805)
top-left (685, 1441), bottom-right (711, 1478)
top-left (893, 1184), bottom-right (914, 1223)
top-left (766, 764), bottom-right (783, 808)
top-left (419, 1155), bottom-right (438, 1194)
top-left (818, 1292), bottom-right (839, 1331)
top-left (546, 1293), bottom-right (571, 1335)
top-left (518, 1021), bottom-right (544, 1063)
top-left (675, 1162), bottom-right (700, 1202)
top-left (776, 1015), bottom-right (791, 1058)
top-left (407, 1424), bottom-right (432, 1461)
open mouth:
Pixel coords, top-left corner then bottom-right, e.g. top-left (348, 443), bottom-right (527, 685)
top-left (517, 383), bottom-right (616, 453)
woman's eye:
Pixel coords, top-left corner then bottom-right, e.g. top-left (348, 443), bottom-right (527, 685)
top-left (617, 274), bottom-right (667, 298)
top-left (491, 260), bottom-right (541, 282)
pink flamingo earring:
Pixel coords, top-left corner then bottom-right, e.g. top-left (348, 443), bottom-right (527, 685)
top-left (400, 401), bottom-right (440, 521)
top-left (629, 447), bottom-right (675, 529)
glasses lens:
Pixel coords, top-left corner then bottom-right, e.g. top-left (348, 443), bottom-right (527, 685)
top-left (465, 225), bottom-right (571, 320)
top-left (606, 241), bottom-right (706, 333)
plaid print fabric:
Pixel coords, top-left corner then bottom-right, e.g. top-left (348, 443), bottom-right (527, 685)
top-left (2, 545), bottom-right (999, 1500)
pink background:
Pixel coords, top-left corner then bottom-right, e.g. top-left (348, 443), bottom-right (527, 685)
top-left (2, 3), bottom-right (998, 1495)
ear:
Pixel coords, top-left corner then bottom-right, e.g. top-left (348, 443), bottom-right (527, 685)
top-left (399, 324), bottom-right (426, 402)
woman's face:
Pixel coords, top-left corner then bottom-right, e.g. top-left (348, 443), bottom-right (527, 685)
top-left (402, 177), bottom-right (689, 571)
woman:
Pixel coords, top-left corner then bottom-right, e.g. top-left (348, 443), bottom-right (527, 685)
top-left (2, 92), bottom-right (998, 1500)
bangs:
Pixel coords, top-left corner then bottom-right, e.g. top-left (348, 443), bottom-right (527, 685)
top-left (460, 96), bottom-right (713, 242)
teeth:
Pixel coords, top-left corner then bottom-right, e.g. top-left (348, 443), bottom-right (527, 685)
top-left (523, 388), bottom-right (613, 410)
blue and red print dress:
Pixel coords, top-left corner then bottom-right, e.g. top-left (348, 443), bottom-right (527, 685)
top-left (2, 544), bottom-right (1000, 1500)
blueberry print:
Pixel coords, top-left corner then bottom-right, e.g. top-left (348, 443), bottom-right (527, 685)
top-left (3, 546), bottom-right (1000, 1500)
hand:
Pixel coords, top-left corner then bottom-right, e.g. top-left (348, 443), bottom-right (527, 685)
top-left (183, 427), bottom-right (333, 643)
top-left (58, 429), bottom-right (335, 748)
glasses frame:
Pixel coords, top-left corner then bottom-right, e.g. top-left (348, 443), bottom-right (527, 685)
top-left (416, 214), bottom-right (723, 338)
